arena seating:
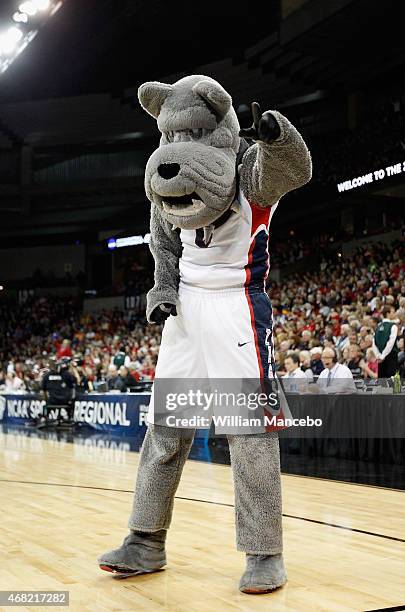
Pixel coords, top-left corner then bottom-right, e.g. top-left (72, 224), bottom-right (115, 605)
top-left (1, 239), bottom-right (403, 390)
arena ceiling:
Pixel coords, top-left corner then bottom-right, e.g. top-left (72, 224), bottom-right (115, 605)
top-left (0, 0), bottom-right (281, 103)
top-left (0, 0), bottom-right (405, 246)
top-left (0, 0), bottom-right (403, 104)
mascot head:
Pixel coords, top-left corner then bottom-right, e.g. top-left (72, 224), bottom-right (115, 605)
top-left (138, 75), bottom-right (241, 230)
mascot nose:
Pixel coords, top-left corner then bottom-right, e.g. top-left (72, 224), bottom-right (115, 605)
top-left (157, 163), bottom-right (180, 179)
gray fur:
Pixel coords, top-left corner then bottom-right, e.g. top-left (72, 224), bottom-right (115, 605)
top-left (228, 433), bottom-right (282, 554)
top-left (239, 554), bottom-right (287, 593)
top-left (146, 204), bottom-right (183, 322)
top-left (138, 81), bottom-right (174, 119)
top-left (98, 530), bottom-right (167, 574)
top-left (128, 425), bottom-right (195, 531)
top-left (240, 110), bottom-right (312, 207)
top-left (126, 425), bottom-right (282, 555)
top-left (192, 79), bottom-right (232, 117)
top-left (139, 76), bottom-right (311, 318)
top-left (140, 75), bottom-right (240, 232)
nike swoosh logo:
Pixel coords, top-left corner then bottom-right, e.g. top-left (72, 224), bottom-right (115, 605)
top-left (238, 341), bottom-right (252, 347)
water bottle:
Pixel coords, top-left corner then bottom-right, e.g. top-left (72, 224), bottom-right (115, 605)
top-left (393, 371), bottom-right (401, 394)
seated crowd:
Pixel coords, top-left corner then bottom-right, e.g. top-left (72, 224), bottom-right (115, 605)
top-left (0, 297), bottom-right (161, 393)
top-left (0, 241), bottom-right (404, 393)
top-left (270, 240), bottom-right (405, 379)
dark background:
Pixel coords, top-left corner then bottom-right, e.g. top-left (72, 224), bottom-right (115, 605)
top-left (0, 0), bottom-right (404, 291)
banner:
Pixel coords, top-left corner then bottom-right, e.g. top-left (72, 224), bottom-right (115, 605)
top-left (0, 393), bottom-right (150, 436)
top-left (0, 394), bottom-right (46, 423)
top-left (73, 393), bottom-right (150, 434)
top-left (337, 160), bottom-right (405, 192)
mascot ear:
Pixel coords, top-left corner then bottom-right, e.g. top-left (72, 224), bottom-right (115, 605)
top-left (193, 80), bottom-right (232, 118)
top-left (138, 81), bottom-right (174, 118)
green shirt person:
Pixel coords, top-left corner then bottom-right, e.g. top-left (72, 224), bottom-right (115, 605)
top-left (372, 306), bottom-right (399, 378)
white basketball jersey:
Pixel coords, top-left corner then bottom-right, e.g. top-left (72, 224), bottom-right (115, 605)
top-left (179, 187), bottom-right (278, 290)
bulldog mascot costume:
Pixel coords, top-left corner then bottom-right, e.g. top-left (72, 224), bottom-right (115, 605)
top-left (98, 75), bottom-right (312, 594)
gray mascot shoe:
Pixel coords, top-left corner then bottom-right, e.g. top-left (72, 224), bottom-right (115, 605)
top-left (98, 530), bottom-right (167, 577)
top-left (239, 553), bottom-right (287, 594)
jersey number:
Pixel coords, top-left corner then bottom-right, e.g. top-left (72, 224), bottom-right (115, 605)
top-left (195, 227), bottom-right (214, 248)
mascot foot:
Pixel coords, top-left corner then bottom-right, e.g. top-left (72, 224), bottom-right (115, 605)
top-left (98, 530), bottom-right (167, 578)
top-left (239, 553), bottom-right (287, 594)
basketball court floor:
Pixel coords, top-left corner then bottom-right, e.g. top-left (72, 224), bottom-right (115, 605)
top-left (0, 426), bottom-right (404, 611)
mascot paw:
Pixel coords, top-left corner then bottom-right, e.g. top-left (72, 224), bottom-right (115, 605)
top-left (150, 303), bottom-right (177, 324)
top-left (239, 553), bottom-right (287, 594)
top-left (98, 530), bottom-right (167, 577)
top-left (239, 102), bottom-right (281, 144)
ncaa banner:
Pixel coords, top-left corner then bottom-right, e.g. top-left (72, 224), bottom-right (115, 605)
top-left (0, 393), bottom-right (150, 436)
top-left (73, 393), bottom-right (150, 434)
top-left (0, 394), bottom-right (46, 423)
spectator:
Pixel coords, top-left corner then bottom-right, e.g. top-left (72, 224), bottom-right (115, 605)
top-left (372, 305), bottom-right (399, 377)
top-left (363, 348), bottom-right (379, 379)
top-left (397, 337), bottom-right (405, 378)
top-left (299, 330), bottom-right (312, 350)
top-left (299, 350), bottom-right (314, 381)
top-left (317, 348), bottom-right (356, 394)
top-left (310, 347), bottom-right (324, 376)
top-left (359, 334), bottom-right (373, 352)
top-left (57, 339), bottom-right (73, 360)
top-left (342, 346), bottom-right (350, 365)
top-left (71, 358), bottom-right (92, 393)
top-left (111, 346), bottom-right (131, 369)
top-left (335, 324), bottom-right (350, 353)
top-left (4, 371), bottom-right (25, 392)
top-left (139, 355), bottom-right (156, 381)
top-left (283, 353), bottom-right (307, 380)
top-left (347, 345), bottom-right (365, 379)
top-left (112, 366), bottom-right (132, 392)
top-left (128, 362), bottom-right (142, 385)
top-left (107, 365), bottom-right (119, 390)
top-left (283, 353), bottom-right (308, 392)
top-left (347, 331), bottom-right (359, 347)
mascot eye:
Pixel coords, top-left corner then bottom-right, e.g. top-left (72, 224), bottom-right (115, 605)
top-left (164, 129), bottom-right (212, 142)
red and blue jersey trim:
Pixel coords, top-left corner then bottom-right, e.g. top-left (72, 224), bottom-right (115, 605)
top-left (244, 199), bottom-right (271, 291)
top-left (244, 199), bottom-right (288, 431)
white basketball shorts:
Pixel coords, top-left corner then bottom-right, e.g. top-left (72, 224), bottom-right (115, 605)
top-left (147, 284), bottom-right (291, 431)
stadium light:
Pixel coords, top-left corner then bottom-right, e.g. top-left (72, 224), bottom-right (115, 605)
top-left (34, 0), bottom-right (51, 10)
top-left (18, 2), bottom-right (38, 16)
top-left (1, 0), bottom-right (63, 75)
top-left (0, 27), bottom-right (23, 55)
top-left (13, 12), bottom-right (29, 23)
top-left (107, 234), bottom-right (151, 249)
top-left (18, 0), bottom-right (50, 15)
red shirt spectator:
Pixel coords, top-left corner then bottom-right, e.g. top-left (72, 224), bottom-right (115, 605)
top-left (56, 339), bottom-right (73, 359)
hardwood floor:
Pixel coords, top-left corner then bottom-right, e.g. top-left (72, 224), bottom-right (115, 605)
top-left (0, 429), bottom-right (404, 611)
